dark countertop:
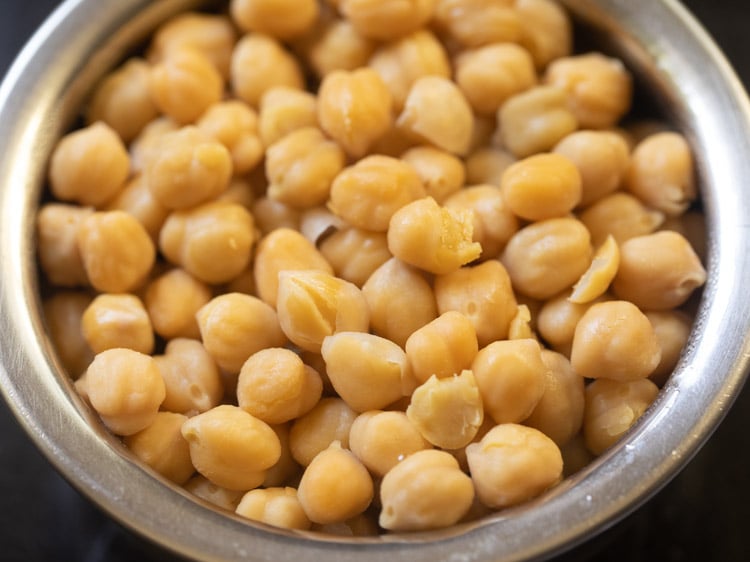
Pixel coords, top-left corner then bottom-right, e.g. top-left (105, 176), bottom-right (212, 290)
top-left (1, 1), bottom-right (748, 561)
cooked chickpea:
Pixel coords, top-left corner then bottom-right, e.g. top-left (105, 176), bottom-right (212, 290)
top-left (144, 268), bottom-right (211, 340)
top-left (434, 0), bottom-right (521, 48)
top-left (401, 146), bottom-right (465, 203)
top-left (236, 487), bottom-right (311, 530)
top-left (466, 424), bottom-right (563, 509)
top-left (106, 175), bottom-right (169, 243)
top-left (230, 0), bottom-right (318, 39)
top-left (319, 228), bottom-right (392, 287)
top-left (124, 411), bottom-right (194, 485)
top-left (258, 87), bottom-right (318, 147)
top-left (646, 310), bottom-right (693, 386)
top-left (308, 19), bottom-right (375, 79)
top-left (508, 304), bottom-right (535, 341)
top-left (196, 100), bottom-right (264, 176)
top-left (569, 235), bottom-right (619, 304)
top-left (289, 397), bottom-right (357, 466)
top-left (85, 348), bottom-right (165, 436)
top-left (571, 300), bottom-right (662, 381)
top-left (516, 0), bottom-right (572, 69)
top-left (340, 0), bottom-right (435, 41)
top-left (583, 378), bottom-right (659, 455)
top-left (181, 405), bottom-right (281, 490)
top-left (464, 147), bottom-right (516, 187)
top-left (81, 293), bottom-right (154, 355)
top-left (263, 423), bottom-right (302, 487)
top-left (184, 475), bottom-right (244, 511)
top-left (252, 197), bottom-right (301, 235)
top-left (537, 291), bottom-right (606, 356)
top-left (612, 231), bottom-right (706, 310)
top-left (579, 191), bottom-right (664, 247)
top-left (129, 117), bottom-right (179, 174)
top-left (298, 206), bottom-right (348, 248)
top-left (36, 203), bottom-right (93, 287)
top-left (43, 291), bottom-right (94, 378)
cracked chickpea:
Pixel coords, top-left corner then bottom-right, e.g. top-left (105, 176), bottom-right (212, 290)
top-left (82, 293), bottom-right (154, 355)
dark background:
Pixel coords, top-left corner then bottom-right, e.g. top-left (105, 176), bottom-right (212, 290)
top-left (0, 1), bottom-right (748, 560)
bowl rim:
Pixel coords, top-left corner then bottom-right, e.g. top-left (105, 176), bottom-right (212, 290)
top-left (1, 0), bottom-right (750, 560)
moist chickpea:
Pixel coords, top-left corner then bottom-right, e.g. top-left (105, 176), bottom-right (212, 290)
top-left (497, 85), bottom-right (578, 158)
top-left (612, 231), bottom-right (706, 310)
top-left (455, 43), bottom-right (537, 115)
top-left (263, 423), bottom-right (302, 487)
top-left (308, 19), bottom-right (375, 79)
top-left (328, 155), bottom-right (426, 232)
top-left (258, 87), bottom-right (318, 147)
top-left (181, 405), bottom-right (281, 490)
top-left (397, 76), bottom-right (474, 156)
top-left (318, 68), bottom-right (393, 158)
top-left (124, 411), bottom-right (194, 485)
top-left (625, 132), bottom-right (696, 216)
top-left (545, 52), bottom-right (633, 129)
top-left (380, 449), bottom-right (474, 531)
top-left (646, 310), bottom-right (693, 387)
top-left (236, 487), bottom-right (311, 530)
top-left (568, 235), bottom-right (619, 304)
top-left (434, 259), bottom-right (518, 347)
top-left (289, 397), bottom-right (357, 466)
top-left (230, 0), bottom-right (318, 39)
top-left (466, 424), bottom-right (563, 509)
top-left (252, 197), bottom-right (301, 235)
top-left (571, 300), bottom-right (662, 381)
top-left (129, 117), bottom-right (179, 174)
top-left (37, 203), bottom-right (93, 287)
top-left (516, 0), bottom-right (572, 69)
top-left (154, 338), bottom-right (223, 415)
top-left (579, 192), bottom-right (664, 247)
top-left (508, 304), bottom-right (535, 341)
top-left (361, 258), bottom-right (438, 348)
top-left (434, 0), bottom-right (521, 48)
top-left (107, 175), bottom-right (169, 243)
top-left (340, 0), bottom-right (435, 41)
top-left (583, 378), bottom-right (659, 455)
top-left (471, 339), bottom-right (547, 424)
top-left (196, 100), bottom-right (264, 176)
top-left (82, 293), bottom-right (154, 355)
top-left (231, 34), bottom-right (305, 108)
top-left (401, 146), bottom-right (465, 203)
top-left (184, 475), bottom-right (244, 511)
top-left (312, 514), bottom-right (380, 537)
top-left (43, 291), bottom-right (94, 378)
top-left (501, 217), bottom-right (592, 300)
top-left (49, 121), bottom-right (130, 207)
top-left (265, 127), bottom-right (345, 209)
top-left (319, 228), bottom-right (392, 287)
top-left (77, 210), bottom-right (155, 293)
top-left (537, 291), bottom-right (605, 356)
top-left (145, 268), bottom-right (211, 340)
top-left (85, 348), bottom-right (165, 436)
top-left (464, 147), bottom-right (516, 187)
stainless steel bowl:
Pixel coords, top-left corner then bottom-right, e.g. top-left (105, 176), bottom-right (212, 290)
top-left (1, 1), bottom-right (750, 560)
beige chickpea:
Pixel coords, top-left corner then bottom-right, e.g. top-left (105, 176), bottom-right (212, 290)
top-left (252, 197), bottom-right (301, 235)
top-left (516, 0), bottom-right (572, 70)
top-left (106, 175), bottom-right (169, 244)
top-left (231, 0), bottom-right (318, 39)
top-left (263, 423), bottom-right (302, 488)
top-left (43, 291), bottom-right (94, 379)
top-left (258, 87), bottom-right (318, 147)
top-left (612, 231), bottom-right (706, 310)
top-left (397, 76), bottom-right (474, 156)
top-left (379, 449), bottom-right (474, 531)
top-left (77, 211), bottom-right (155, 293)
top-left (184, 475), bottom-right (244, 511)
top-left (646, 310), bottom-right (693, 387)
top-left (583, 378), bottom-right (659, 455)
top-left (318, 68), bottom-right (393, 158)
top-left (362, 258), bottom-right (438, 348)
top-left (455, 43), bottom-right (537, 116)
top-left (537, 291), bottom-right (606, 356)
top-left (434, 0), bottom-right (521, 48)
top-left (159, 201), bottom-right (255, 285)
top-left (308, 19), bottom-right (376, 79)
top-left (328, 155), bottom-right (426, 232)
top-left (236, 487), bottom-right (311, 530)
top-left (471, 339), bottom-right (547, 424)
top-left (579, 192), bottom-right (664, 247)
top-left (319, 228), bottom-right (392, 287)
top-left (466, 423), bottom-right (563, 509)
top-left (569, 235), bottom-right (620, 304)
top-left (265, 127), bottom-right (345, 209)
top-left (154, 338), bottom-right (223, 415)
top-left (465, 147), bottom-right (516, 187)
top-left (81, 293), bottom-right (154, 355)
top-left (181, 405), bottom-right (281, 490)
top-left (401, 146), bottom-right (465, 203)
top-left (231, 34), bottom-right (305, 108)
top-left (49, 122), bottom-right (130, 207)
top-left (349, 411), bottom-right (430, 477)
top-left (196, 100), bottom-right (264, 176)
top-left (289, 397), bottom-right (357, 466)
top-left (36, 203), bottom-right (93, 287)
top-left (145, 268), bottom-right (211, 340)
top-left (434, 259), bottom-right (518, 347)
top-left (124, 411), bottom-right (194, 485)
top-left (571, 300), bottom-right (662, 381)
top-left (501, 217), bottom-right (592, 300)
top-left (129, 117), bottom-right (179, 174)
top-left (625, 132), bottom-right (696, 216)
top-left (340, 0), bottom-right (435, 41)
top-left (86, 348), bottom-right (165, 436)
top-left (496, 85), bottom-right (578, 158)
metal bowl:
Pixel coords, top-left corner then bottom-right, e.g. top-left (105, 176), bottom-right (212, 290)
top-left (1, 0), bottom-right (749, 560)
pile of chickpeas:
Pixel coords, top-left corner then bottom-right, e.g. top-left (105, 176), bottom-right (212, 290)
top-left (37, 0), bottom-right (707, 536)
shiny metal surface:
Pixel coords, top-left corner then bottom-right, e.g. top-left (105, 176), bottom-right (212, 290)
top-left (1, 0), bottom-right (749, 560)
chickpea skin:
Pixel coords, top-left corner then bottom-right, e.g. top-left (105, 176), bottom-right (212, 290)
top-left (82, 293), bottom-right (154, 355)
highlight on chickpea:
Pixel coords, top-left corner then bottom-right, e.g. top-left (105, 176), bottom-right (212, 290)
top-left (38, 0), bottom-right (707, 537)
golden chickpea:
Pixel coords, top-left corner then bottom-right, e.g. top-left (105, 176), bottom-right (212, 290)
top-left (501, 217), bottom-right (592, 300)
top-left (537, 291), bottom-right (606, 356)
top-left (379, 449), bottom-right (474, 531)
top-left (124, 411), bottom-right (194, 485)
top-left (49, 122), bottom-right (130, 207)
top-left (569, 234), bottom-right (620, 304)
top-left (361, 258), bottom-right (438, 348)
top-left (77, 210), bottom-right (155, 293)
top-left (571, 300), bottom-right (662, 381)
top-left (434, 0), bottom-right (521, 48)
top-left (43, 291), bottom-right (94, 379)
top-left (196, 100), bottom-right (264, 176)
top-left (318, 68), bottom-right (393, 158)
top-left (508, 304), bottom-right (535, 341)
top-left (236, 487), bottom-right (312, 530)
top-left (129, 117), bottom-right (179, 174)
top-left (184, 475), bottom-right (244, 511)
top-left (319, 228), bottom-right (392, 287)
top-left (434, 259), bottom-right (518, 347)
top-left (579, 192), bottom-right (664, 248)
top-left (106, 175), bottom-right (169, 244)
top-left (154, 338), bottom-right (223, 415)
top-left (230, 0), bottom-right (318, 39)
top-left (36, 203), bottom-right (93, 287)
top-left (340, 0), bottom-right (435, 41)
top-left (464, 147), bottom-right (516, 187)
top-left (181, 405), bottom-right (281, 490)
top-left (263, 423), bottom-right (302, 488)
top-left (583, 378), bottom-right (659, 455)
top-left (258, 86), bottom-right (318, 147)
top-left (159, 201), bottom-right (256, 285)
top-left (82, 293), bottom-right (154, 355)
top-left (308, 19), bottom-right (376, 79)
top-left (328, 155), bottom-right (426, 232)
top-left (144, 268), bottom-right (211, 340)
top-left (466, 424), bottom-right (563, 509)
top-left (86, 348), bottom-right (165, 436)
top-left (401, 146), bottom-right (465, 203)
top-left (516, 0), bottom-right (572, 70)
top-left (646, 310), bottom-right (693, 387)
top-left (289, 397), bottom-right (357, 466)
top-left (252, 197), bottom-right (301, 235)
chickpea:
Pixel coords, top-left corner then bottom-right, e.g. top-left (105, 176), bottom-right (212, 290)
top-left (230, 0), bottom-right (318, 39)
top-left (289, 397), bottom-right (357, 466)
top-left (196, 100), bottom-right (264, 176)
top-left (319, 228), bottom-right (392, 287)
top-left (646, 310), bottom-right (693, 387)
top-left (466, 424), bottom-right (563, 509)
top-left (37, 203), bottom-right (93, 287)
top-left (181, 405), bottom-right (281, 490)
top-left (516, 0), bottom-right (572, 70)
top-left (318, 68), bottom-right (393, 158)
top-left (579, 192), bottom-right (664, 247)
top-left (184, 475), bottom-right (244, 511)
top-left (263, 423), bottom-right (302, 488)
top-left (49, 122), bottom-right (130, 207)
top-left (308, 19), bottom-right (376, 79)
top-left (508, 304), bottom-right (535, 341)
top-left (501, 217), bottom-right (592, 300)
top-left (159, 201), bottom-right (256, 285)
top-left (496, 85), bottom-right (578, 158)
top-left (583, 378), bottom-right (659, 456)
top-left (380, 449), bottom-right (474, 531)
top-left (537, 291), bottom-right (606, 356)
top-left (154, 338), bottom-right (223, 415)
top-left (298, 206), bottom-right (348, 247)
top-left (85, 348), bottom-right (165, 436)
top-left (236, 487), bottom-right (311, 530)
top-left (434, 0), bottom-right (521, 48)
top-left (434, 259), bottom-right (518, 347)
top-left (328, 155), bottom-right (426, 232)
top-left (258, 86), bottom-right (318, 147)
top-left (571, 300), bottom-right (662, 381)
top-left (401, 146), bottom-right (465, 203)
top-left (252, 197), bottom-right (301, 235)
top-left (144, 268), bottom-right (211, 340)
top-left (361, 258), bottom-right (438, 348)
top-left (612, 231), bottom-right (706, 310)
top-left (340, 0), bottom-right (435, 41)
top-left (106, 175), bottom-right (169, 243)
top-left (129, 117), bottom-right (179, 174)
top-left (464, 147), bottom-right (516, 187)
top-left (81, 293), bottom-right (154, 355)
top-left (569, 235), bottom-right (620, 305)
top-left (124, 412), bottom-right (194, 485)
top-left (77, 210), bottom-right (155, 293)
top-left (265, 127), bottom-right (345, 209)
top-left (43, 291), bottom-right (94, 379)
